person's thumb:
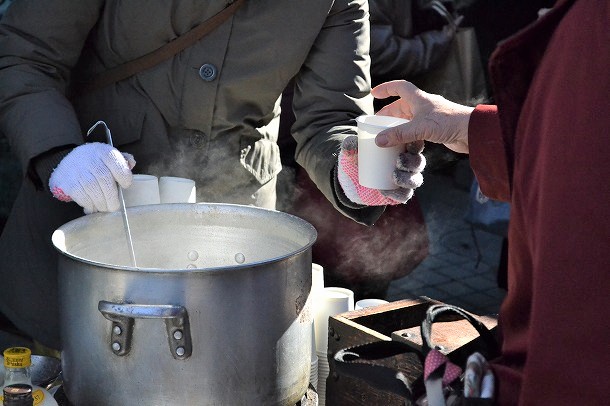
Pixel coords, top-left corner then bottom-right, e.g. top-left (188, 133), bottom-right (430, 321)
top-left (376, 119), bottom-right (427, 148)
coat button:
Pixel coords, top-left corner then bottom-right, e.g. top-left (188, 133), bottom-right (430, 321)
top-left (199, 63), bottom-right (218, 81)
top-left (189, 131), bottom-right (206, 148)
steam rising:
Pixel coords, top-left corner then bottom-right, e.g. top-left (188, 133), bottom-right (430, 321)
top-left (278, 168), bottom-right (429, 288)
top-left (139, 134), bottom-right (429, 291)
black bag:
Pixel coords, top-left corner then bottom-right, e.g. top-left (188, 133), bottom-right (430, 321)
top-left (412, 0), bottom-right (456, 34)
top-left (332, 304), bottom-right (500, 405)
top-left (411, 0), bottom-right (489, 106)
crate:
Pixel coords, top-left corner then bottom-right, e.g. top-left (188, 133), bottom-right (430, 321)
top-left (325, 297), bottom-right (498, 405)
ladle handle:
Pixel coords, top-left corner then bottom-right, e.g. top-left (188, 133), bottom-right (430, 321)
top-left (116, 186), bottom-right (137, 267)
top-left (87, 120), bottom-right (138, 267)
top-left (98, 300), bottom-right (192, 360)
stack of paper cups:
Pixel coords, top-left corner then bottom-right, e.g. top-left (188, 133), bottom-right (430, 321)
top-left (122, 174), bottom-right (161, 207)
top-left (159, 176), bottom-right (196, 203)
top-left (311, 263), bottom-right (325, 293)
top-left (309, 325), bottom-right (319, 390)
top-left (314, 287), bottom-right (354, 405)
top-left (309, 263), bottom-right (325, 390)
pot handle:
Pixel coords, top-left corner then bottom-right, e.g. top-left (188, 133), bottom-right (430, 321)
top-left (98, 300), bottom-right (192, 360)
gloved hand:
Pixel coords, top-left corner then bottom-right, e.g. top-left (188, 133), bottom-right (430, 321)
top-left (417, 350), bottom-right (495, 406)
top-left (462, 352), bottom-right (494, 399)
top-left (337, 135), bottom-right (425, 206)
top-left (371, 80), bottom-right (475, 154)
top-left (49, 142), bottom-right (136, 214)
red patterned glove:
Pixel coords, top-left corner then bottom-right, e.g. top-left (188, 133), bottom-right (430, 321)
top-left (337, 135), bottom-right (425, 206)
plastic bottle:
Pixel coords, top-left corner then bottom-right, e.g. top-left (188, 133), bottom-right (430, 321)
top-left (1, 348), bottom-right (58, 406)
top-left (3, 384), bottom-right (34, 406)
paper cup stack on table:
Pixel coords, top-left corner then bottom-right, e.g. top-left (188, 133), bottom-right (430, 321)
top-left (309, 325), bottom-right (318, 391)
top-left (311, 263), bottom-right (325, 296)
top-left (122, 174), bottom-right (161, 207)
top-left (159, 176), bottom-right (196, 203)
top-left (355, 298), bottom-right (389, 310)
top-left (314, 286), bottom-right (354, 405)
top-left (309, 263), bottom-right (325, 390)
top-left (356, 115), bottom-right (409, 190)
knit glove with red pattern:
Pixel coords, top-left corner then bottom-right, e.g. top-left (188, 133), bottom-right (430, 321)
top-left (337, 135), bottom-right (425, 206)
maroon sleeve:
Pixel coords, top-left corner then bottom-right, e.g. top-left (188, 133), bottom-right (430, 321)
top-left (467, 104), bottom-right (511, 202)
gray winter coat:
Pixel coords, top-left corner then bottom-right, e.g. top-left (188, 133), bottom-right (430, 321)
top-left (369, 0), bottom-right (454, 85)
top-left (0, 0), bottom-right (382, 349)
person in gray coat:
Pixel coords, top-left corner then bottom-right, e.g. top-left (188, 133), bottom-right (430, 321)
top-left (368, 0), bottom-right (457, 87)
top-left (0, 1), bottom-right (425, 350)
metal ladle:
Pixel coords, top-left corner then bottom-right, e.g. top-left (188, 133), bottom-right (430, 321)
top-left (87, 121), bottom-right (138, 268)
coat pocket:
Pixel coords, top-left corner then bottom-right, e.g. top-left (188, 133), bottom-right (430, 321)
top-left (239, 137), bottom-right (282, 185)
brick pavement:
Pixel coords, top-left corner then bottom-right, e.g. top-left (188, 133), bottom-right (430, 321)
top-left (387, 159), bottom-right (507, 317)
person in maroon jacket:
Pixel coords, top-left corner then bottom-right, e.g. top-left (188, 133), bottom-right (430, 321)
top-left (369, 0), bottom-right (609, 404)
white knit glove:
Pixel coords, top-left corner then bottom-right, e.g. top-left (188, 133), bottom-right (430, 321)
top-left (337, 135), bottom-right (425, 206)
top-left (49, 142), bottom-right (136, 214)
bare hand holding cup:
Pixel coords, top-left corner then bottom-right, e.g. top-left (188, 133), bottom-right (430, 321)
top-left (371, 80), bottom-right (474, 154)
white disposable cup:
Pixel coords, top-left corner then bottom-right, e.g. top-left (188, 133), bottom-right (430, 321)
top-left (313, 287), bottom-right (354, 353)
top-left (310, 355), bottom-right (319, 390)
top-left (310, 325), bottom-right (319, 389)
top-left (356, 115), bottom-right (409, 190)
top-left (311, 263), bottom-right (325, 293)
top-left (310, 320), bottom-right (317, 358)
top-left (310, 263), bottom-right (324, 356)
top-left (355, 298), bottom-right (389, 310)
top-left (123, 174), bottom-right (160, 207)
top-left (324, 287), bottom-right (355, 310)
top-left (159, 176), bottom-right (196, 203)
top-left (316, 350), bottom-right (329, 405)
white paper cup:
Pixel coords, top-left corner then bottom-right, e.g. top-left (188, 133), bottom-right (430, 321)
top-left (310, 351), bottom-right (319, 390)
top-left (308, 321), bottom-right (318, 390)
top-left (310, 263), bottom-right (325, 356)
top-left (159, 176), bottom-right (196, 203)
top-left (356, 115), bottom-right (409, 190)
top-left (123, 174), bottom-right (160, 207)
top-left (311, 263), bottom-right (325, 293)
top-left (310, 320), bottom-right (317, 358)
top-left (324, 287), bottom-right (355, 310)
top-left (314, 287), bottom-right (354, 353)
top-left (316, 350), bottom-right (329, 406)
top-left (355, 298), bottom-right (389, 310)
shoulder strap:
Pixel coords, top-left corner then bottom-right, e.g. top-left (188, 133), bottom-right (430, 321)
top-left (76, 0), bottom-right (245, 95)
top-left (420, 304), bottom-right (500, 360)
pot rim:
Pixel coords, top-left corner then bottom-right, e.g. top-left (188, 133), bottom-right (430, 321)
top-left (51, 202), bottom-right (317, 273)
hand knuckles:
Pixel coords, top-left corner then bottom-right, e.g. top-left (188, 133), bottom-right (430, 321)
top-left (394, 171), bottom-right (423, 189)
top-left (397, 153), bottom-right (425, 172)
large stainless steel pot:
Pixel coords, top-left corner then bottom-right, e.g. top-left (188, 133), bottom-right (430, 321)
top-left (52, 203), bottom-right (316, 405)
